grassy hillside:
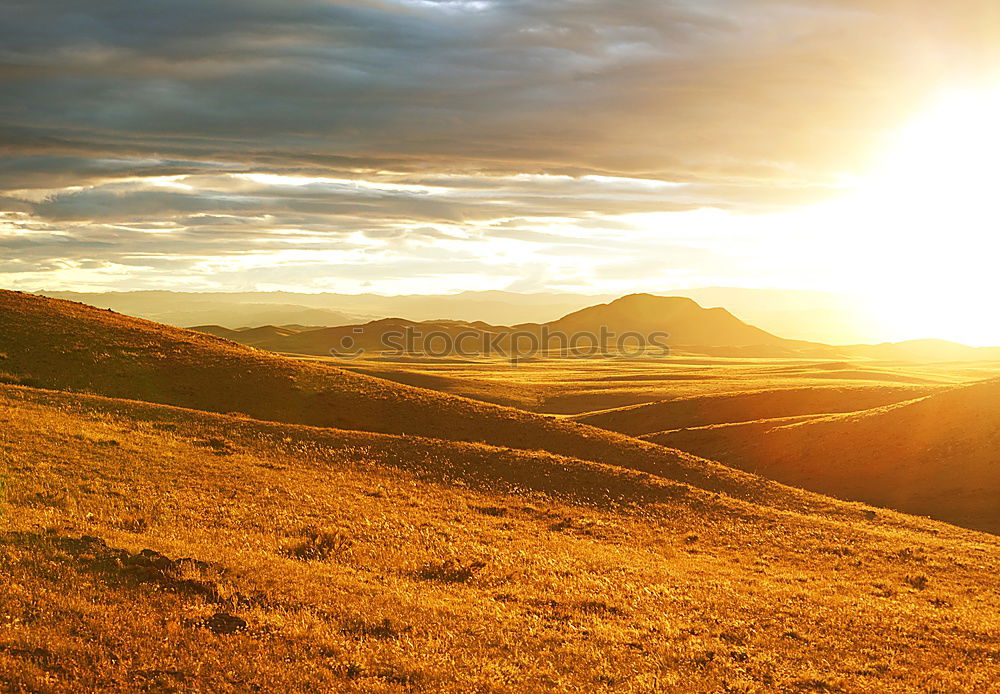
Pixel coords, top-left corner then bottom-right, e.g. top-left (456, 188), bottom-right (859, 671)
top-left (572, 385), bottom-right (936, 436)
top-left (306, 354), bottom-right (984, 415)
top-left (646, 379), bottom-right (1000, 533)
top-left (2, 383), bottom-right (998, 692)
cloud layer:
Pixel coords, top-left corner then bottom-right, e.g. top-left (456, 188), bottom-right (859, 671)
top-left (2, 0), bottom-right (997, 291)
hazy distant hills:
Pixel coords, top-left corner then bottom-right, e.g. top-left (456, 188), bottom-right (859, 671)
top-left (40, 292), bottom-right (365, 330)
top-left (37, 289), bottom-right (1000, 360)
top-left (40, 287), bottom-right (883, 343)
top-left (40, 290), bottom-right (612, 330)
top-left (844, 339), bottom-right (1000, 362)
top-left (190, 295), bottom-right (817, 358)
top-left (186, 294), bottom-right (1000, 362)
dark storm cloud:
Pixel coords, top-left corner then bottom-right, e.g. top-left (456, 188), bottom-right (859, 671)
top-left (0, 155), bottom-right (237, 190)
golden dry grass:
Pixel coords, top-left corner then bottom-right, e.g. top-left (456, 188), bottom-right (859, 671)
top-left (2, 384), bottom-right (999, 693)
top-left (3, 291), bottom-right (1000, 692)
top-left (315, 353), bottom-right (991, 414)
top-left (645, 379), bottom-right (1000, 534)
top-left (570, 386), bottom-right (937, 435)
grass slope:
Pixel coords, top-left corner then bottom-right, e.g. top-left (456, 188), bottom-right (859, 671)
top-left (572, 385), bottom-right (935, 436)
top-left (2, 384), bottom-right (998, 692)
top-left (646, 380), bottom-right (1000, 533)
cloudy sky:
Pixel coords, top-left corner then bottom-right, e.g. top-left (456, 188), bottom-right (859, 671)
top-left (2, 1), bottom-right (999, 331)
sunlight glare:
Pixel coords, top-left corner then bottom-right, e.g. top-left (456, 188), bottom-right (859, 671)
top-left (826, 87), bottom-right (1000, 345)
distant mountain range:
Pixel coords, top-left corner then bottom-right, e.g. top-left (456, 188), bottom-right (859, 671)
top-left (39, 292), bottom-right (366, 330)
top-left (40, 290), bottom-right (611, 331)
top-left (188, 294), bottom-right (1000, 362)
top-left (192, 295), bottom-right (799, 359)
top-left (40, 287), bottom-right (884, 344)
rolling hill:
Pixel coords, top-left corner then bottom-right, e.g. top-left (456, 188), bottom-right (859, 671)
top-left (254, 318), bottom-right (511, 357)
top-left (571, 385), bottom-right (938, 436)
top-left (189, 324), bottom-right (302, 347)
top-left (40, 292), bottom-right (365, 329)
top-left (41, 290), bottom-right (611, 331)
top-left (644, 379), bottom-right (1000, 533)
top-left (1, 382), bottom-right (998, 692)
top-left (3, 290), bottom-right (1000, 691)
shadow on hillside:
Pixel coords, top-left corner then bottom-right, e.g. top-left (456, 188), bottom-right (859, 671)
top-left (1, 532), bottom-right (254, 627)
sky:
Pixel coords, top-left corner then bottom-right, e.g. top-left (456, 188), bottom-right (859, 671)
top-left (2, 1), bottom-right (999, 342)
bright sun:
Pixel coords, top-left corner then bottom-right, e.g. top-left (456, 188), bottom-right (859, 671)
top-left (824, 87), bottom-right (1000, 345)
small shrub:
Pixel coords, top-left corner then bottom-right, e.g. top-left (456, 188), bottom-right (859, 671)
top-left (282, 526), bottom-right (353, 561)
top-left (115, 514), bottom-right (150, 534)
top-left (905, 573), bottom-right (929, 590)
top-left (415, 558), bottom-right (486, 583)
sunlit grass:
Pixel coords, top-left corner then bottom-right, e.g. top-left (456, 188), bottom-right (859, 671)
top-left (1, 385), bottom-right (997, 692)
